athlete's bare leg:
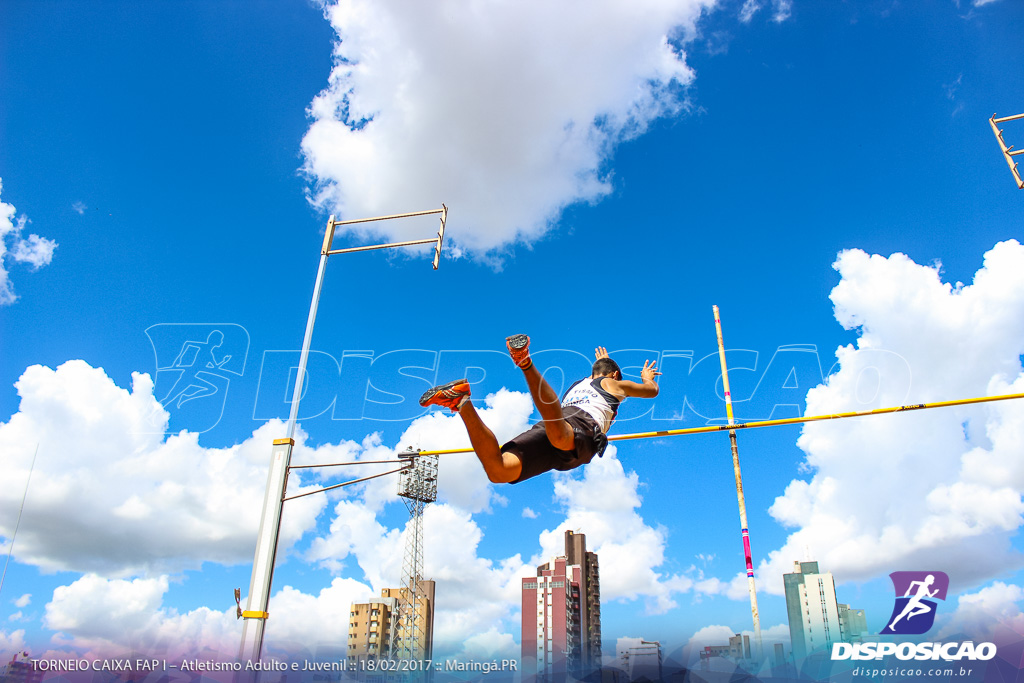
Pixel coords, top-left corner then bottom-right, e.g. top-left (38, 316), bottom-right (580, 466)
top-left (418, 379), bottom-right (523, 483)
top-left (458, 401), bottom-right (523, 483)
top-left (521, 363), bottom-right (575, 451)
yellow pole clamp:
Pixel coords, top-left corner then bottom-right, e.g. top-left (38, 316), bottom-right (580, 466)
top-left (241, 611), bottom-right (269, 619)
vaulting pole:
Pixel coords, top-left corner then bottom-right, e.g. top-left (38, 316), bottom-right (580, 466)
top-left (713, 305), bottom-right (762, 657)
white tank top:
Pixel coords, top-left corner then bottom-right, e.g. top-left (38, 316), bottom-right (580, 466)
top-left (560, 377), bottom-right (624, 433)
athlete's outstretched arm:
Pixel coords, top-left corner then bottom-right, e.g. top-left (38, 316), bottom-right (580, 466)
top-left (607, 359), bottom-right (661, 398)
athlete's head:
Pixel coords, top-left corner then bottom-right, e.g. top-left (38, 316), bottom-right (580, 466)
top-left (592, 357), bottom-right (621, 379)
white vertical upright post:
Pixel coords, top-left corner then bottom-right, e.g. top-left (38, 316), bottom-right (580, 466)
top-left (238, 217), bottom-right (336, 663)
top-left (237, 207), bottom-right (447, 665)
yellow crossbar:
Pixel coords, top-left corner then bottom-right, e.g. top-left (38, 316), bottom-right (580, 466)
top-left (413, 392), bottom-right (1024, 457)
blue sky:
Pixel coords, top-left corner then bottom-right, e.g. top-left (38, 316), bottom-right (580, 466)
top-left (2, 0), bottom-right (1024, 674)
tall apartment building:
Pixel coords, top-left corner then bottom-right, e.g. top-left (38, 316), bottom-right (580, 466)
top-left (383, 579), bottom-right (436, 661)
top-left (784, 561), bottom-right (866, 660)
top-left (348, 596), bottom-right (399, 668)
top-left (785, 561), bottom-right (840, 659)
top-left (348, 580), bottom-right (436, 668)
top-left (521, 530), bottom-right (601, 681)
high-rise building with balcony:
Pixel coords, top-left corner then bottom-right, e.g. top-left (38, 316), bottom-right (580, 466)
top-left (348, 579), bottom-right (435, 673)
top-left (348, 596), bottom-right (399, 669)
top-left (521, 530), bottom-right (601, 681)
top-left (383, 579), bottom-right (436, 661)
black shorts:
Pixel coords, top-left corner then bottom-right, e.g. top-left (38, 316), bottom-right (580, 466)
top-left (501, 406), bottom-right (608, 484)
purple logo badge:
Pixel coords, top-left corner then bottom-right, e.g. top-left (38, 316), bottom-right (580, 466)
top-left (880, 571), bottom-right (949, 635)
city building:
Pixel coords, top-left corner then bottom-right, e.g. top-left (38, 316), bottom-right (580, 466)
top-left (838, 603), bottom-right (868, 641)
top-left (348, 596), bottom-right (399, 667)
top-left (521, 530), bottom-right (601, 680)
top-left (784, 561), bottom-right (867, 660)
top-left (0, 653), bottom-right (42, 683)
top-left (698, 633), bottom-right (751, 669)
top-left (383, 579), bottom-right (436, 661)
top-left (615, 638), bottom-right (662, 682)
top-left (348, 579), bottom-right (435, 671)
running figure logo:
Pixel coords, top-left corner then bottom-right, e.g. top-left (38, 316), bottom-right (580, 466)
top-left (145, 324), bottom-right (249, 433)
top-left (880, 571), bottom-right (949, 635)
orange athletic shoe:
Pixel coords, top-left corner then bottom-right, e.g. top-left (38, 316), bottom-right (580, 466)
top-left (506, 334), bottom-right (532, 369)
top-left (419, 379), bottom-right (471, 413)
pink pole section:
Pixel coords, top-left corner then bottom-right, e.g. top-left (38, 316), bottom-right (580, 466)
top-left (713, 305), bottom-right (763, 657)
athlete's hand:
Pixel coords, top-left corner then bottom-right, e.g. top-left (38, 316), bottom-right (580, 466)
top-left (641, 359), bottom-right (662, 383)
top-left (595, 346), bottom-right (609, 360)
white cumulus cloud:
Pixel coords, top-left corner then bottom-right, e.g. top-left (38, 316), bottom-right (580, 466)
top-left (535, 449), bottom-right (708, 614)
top-left (302, 392), bottom-right (707, 654)
top-left (680, 622), bottom-right (790, 666)
top-left (0, 360), bottom-right (333, 576)
top-left (301, 0), bottom-right (715, 256)
top-left (305, 499), bottom-right (529, 658)
top-left (0, 179), bottom-right (57, 305)
top-left (0, 360), bottom-right (532, 658)
top-left (738, 240), bottom-right (1024, 597)
top-left (457, 627), bottom-right (519, 661)
top-left (0, 357), bottom-right (745, 657)
top-left (0, 629), bottom-right (27, 661)
top-left (687, 623), bottom-right (737, 650)
top-left (42, 573), bottom-right (373, 660)
top-left (937, 581), bottom-right (1024, 639)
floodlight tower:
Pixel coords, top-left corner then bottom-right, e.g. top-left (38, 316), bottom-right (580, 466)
top-left (394, 449), bottom-right (438, 660)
